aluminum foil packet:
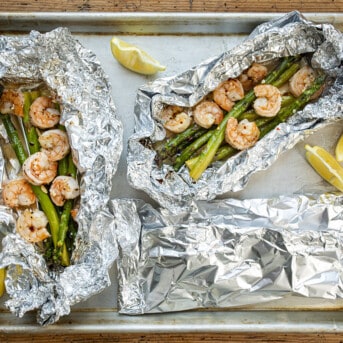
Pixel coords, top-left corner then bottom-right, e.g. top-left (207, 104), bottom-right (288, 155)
top-left (117, 193), bottom-right (343, 314)
top-left (127, 11), bottom-right (343, 212)
top-left (0, 28), bottom-right (123, 325)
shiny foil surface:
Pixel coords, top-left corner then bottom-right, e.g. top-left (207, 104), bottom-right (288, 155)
top-left (127, 11), bottom-right (343, 212)
top-left (0, 28), bottom-right (123, 324)
top-left (117, 194), bottom-right (343, 314)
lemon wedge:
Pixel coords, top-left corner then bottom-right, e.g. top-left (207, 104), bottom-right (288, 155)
top-left (110, 37), bottom-right (166, 75)
top-left (305, 144), bottom-right (343, 192)
top-left (0, 268), bottom-right (5, 297)
top-left (335, 133), bottom-right (343, 162)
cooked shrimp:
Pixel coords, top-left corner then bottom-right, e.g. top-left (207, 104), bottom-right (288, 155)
top-left (2, 178), bottom-right (36, 209)
top-left (239, 63), bottom-right (268, 91)
top-left (253, 84), bottom-right (282, 117)
top-left (29, 96), bottom-right (60, 129)
top-left (0, 89), bottom-right (24, 117)
top-left (38, 129), bottom-right (70, 162)
top-left (161, 105), bottom-right (192, 134)
top-left (213, 79), bottom-right (244, 111)
top-left (289, 65), bottom-right (315, 97)
top-left (16, 209), bottom-right (50, 243)
top-left (193, 101), bottom-right (224, 129)
top-left (225, 118), bottom-right (260, 150)
top-left (49, 176), bottom-right (80, 207)
top-left (238, 74), bottom-right (253, 92)
top-left (247, 63), bottom-right (268, 83)
top-left (23, 151), bottom-right (58, 186)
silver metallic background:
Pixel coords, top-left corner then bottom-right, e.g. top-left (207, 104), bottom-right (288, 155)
top-left (0, 28), bottom-right (123, 325)
top-left (127, 11), bottom-right (343, 213)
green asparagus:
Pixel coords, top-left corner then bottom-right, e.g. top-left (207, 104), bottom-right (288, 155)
top-left (259, 74), bottom-right (326, 139)
top-left (173, 128), bottom-right (216, 171)
top-left (188, 57), bottom-right (300, 180)
top-left (57, 126), bottom-right (69, 175)
top-left (0, 114), bottom-right (70, 266)
top-left (158, 58), bottom-right (300, 171)
top-left (23, 91), bottom-right (41, 154)
top-left (208, 74), bottom-right (326, 163)
top-left (156, 123), bottom-right (206, 161)
top-left (56, 153), bottom-right (78, 259)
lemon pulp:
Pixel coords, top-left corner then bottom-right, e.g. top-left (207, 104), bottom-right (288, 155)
top-left (305, 144), bottom-right (343, 192)
top-left (335, 133), bottom-right (343, 162)
top-left (0, 268), bottom-right (5, 297)
top-left (110, 37), bottom-right (166, 75)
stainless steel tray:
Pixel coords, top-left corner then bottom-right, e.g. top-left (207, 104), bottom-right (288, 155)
top-left (1, 12), bottom-right (343, 333)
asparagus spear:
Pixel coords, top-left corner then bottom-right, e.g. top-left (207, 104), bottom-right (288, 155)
top-left (57, 125), bottom-right (68, 175)
top-left (58, 154), bottom-right (68, 176)
top-left (173, 128), bottom-right (216, 171)
top-left (159, 110), bottom-right (260, 165)
top-left (281, 95), bottom-right (295, 107)
top-left (188, 57), bottom-right (300, 180)
top-left (1, 114), bottom-right (27, 164)
top-left (55, 153), bottom-right (78, 260)
top-left (66, 217), bottom-right (78, 253)
top-left (23, 91), bottom-right (41, 154)
top-left (156, 123), bottom-right (206, 161)
top-left (173, 110), bottom-right (268, 171)
top-left (177, 112), bottom-right (277, 171)
top-left (187, 121), bottom-right (270, 168)
top-left (0, 114), bottom-right (70, 266)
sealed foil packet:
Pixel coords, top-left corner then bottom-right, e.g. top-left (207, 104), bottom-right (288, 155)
top-left (117, 193), bottom-right (343, 314)
top-left (127, 11), bottom-right (343, 212)
top-left (0, 28), bottom-right (123, 324)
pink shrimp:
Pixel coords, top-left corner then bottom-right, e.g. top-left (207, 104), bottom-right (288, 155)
top-left (225, 118), bottom-right (260, 150)
top-left (213, 79), bottom-right (244, 111)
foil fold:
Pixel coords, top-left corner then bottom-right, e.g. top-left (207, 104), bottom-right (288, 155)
top-left (117, 194), bottom-right (343, 314)
top-left (0, 28), bottom-right (122, 324)
top-left (127, 11), bottom-right (343, 212)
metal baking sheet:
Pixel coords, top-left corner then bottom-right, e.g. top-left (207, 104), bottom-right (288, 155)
top-left (1, 12), bottom-right (343, 333)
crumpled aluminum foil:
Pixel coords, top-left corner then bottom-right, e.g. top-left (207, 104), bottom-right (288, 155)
top-left (0, 28), bottom-right (123, 325)
top-left (127, 11), bottom-right (343, 213)
top-left (117, 193), bottom-right (343, 314)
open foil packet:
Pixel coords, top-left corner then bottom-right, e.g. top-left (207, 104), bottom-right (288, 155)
top-left (0, 28), bottom-right (123, 324)
top-left (117, 193), bottom-right (343, 314)
top-left (127, 11), bottom-right (343, 212)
